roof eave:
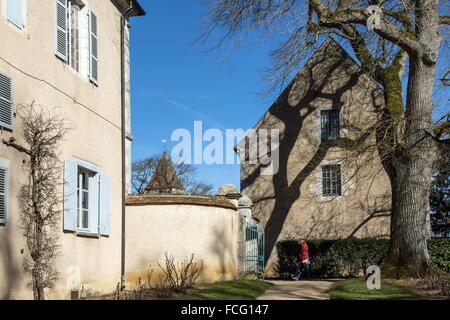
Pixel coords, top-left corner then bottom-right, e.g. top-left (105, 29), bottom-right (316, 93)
top-left (111, 0), bottom-right (146, 17)
top-left (130, 0), bottom-right (145, 17)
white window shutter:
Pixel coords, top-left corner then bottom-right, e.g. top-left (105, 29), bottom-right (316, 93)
top-left (63, 160), bottom-right (77, 231)
top-left (0, 167), bottom-right (8, 224)
top-left (89, 173), bottom-right (100, 234)
top-left (99, 174), bottom-right (110, 236)
top-left (89, 10), bottom-right (99, 85)
top-left (7, 0), bottom-right (24, 29)
top-left (55, 0), bottom-right (68, 61)
top-left (0, 73), bottom-right (13, 130)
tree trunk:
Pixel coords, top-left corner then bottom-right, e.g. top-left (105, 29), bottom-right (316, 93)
top-left (386, 0), bottom-right (440, 276)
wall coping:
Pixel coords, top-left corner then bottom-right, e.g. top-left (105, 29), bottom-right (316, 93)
top-left (125, 195), bottom-right (237, 210)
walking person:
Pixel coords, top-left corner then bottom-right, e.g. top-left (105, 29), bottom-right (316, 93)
top-left (292, 239), bottom-right (310, 280)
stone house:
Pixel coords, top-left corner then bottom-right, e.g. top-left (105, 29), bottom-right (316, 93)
top-left (238, 38), bottom-right (392, 275)
top-left (0, 0), bottom-right (144, 299)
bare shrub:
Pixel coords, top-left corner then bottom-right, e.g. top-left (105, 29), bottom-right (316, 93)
top-left (113, 253), bottom-right (203, 300)
top-left (156, 253), bottom-right (203, 293)
top-left (417, 272), bottom-right (450, 299)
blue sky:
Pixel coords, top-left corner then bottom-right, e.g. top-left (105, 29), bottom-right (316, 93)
top-left (129, 1), bottom-right (449, 193)
top-left (129, 0), bottom-right (278, 192)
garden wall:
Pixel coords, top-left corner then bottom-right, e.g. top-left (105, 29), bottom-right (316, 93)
top-left (125, 195), bottom-right (241, 286)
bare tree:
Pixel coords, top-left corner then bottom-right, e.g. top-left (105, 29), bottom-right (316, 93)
top-left (200, 0), bottom-right (449, 275)
top-left (3, 103), bottom-right (67, 300)
top-left (131, 153), bottom-right (214, 195)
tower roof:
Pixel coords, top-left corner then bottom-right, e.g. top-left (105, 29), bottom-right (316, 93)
top-left (145, 153), bottom-right (184, 193)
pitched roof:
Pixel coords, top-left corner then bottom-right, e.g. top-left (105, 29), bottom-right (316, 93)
top-left (235, 37), bottom-right (384, 151)
top-left (145, 153), bottom-right (184, 193)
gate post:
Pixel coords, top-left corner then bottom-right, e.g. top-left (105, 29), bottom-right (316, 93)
top-left (237, 196), bottom-right (253, 277)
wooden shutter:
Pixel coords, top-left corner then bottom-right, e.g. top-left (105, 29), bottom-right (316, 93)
top-left (99, 174), bottom-right (110, 236)
top-left (55, 0), bottom-right (68, 61)
top-left (89, 10), bottom-right (99, 85)
top-left (0, 167), bottom-right (7, 224)
top-left (7, 0), bottom-right (24, 29)
top-left (63, 160), bottom-right (77, 231)
top-left (0, 73), bottom-right (13, 130)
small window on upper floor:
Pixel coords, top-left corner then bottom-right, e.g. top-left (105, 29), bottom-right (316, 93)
top-left (69, 4), bottom-right (80, 72)
top-left (321, 110), bottom-right (340, 140)
top-left (5, 0), bottom-right (26, 30)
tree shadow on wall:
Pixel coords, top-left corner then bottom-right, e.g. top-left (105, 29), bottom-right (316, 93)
top-left (241, 43), bottom-right (387, 263)
top-left (209, 225), bottom-right (236, 281)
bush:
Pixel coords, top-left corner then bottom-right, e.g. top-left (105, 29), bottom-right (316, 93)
top-left (428, 238), bottom-right (450, 273)
top-left (275, 238), bottom-right (449, 279)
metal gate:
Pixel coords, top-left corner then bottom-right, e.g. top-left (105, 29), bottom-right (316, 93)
top-left (244, 219), bottom-right (265, 278)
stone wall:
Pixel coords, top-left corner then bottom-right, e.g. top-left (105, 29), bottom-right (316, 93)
top-left (125, 192), bottom-right (251, 285)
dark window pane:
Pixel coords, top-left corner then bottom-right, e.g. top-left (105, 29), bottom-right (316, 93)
top-left (321, 110), bottom-right (340, 140)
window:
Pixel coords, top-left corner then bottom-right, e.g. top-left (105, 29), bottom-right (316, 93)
top-left (322, 165), bottom-right (341, 196)
top-left (321, 110), bottom-right (340, 140)
top-left (6, 0), bottom-right (26, 29)
top-left (54, 0), bottom-right (98, 84)
top-left (69, 4), bottom-right (80, 72)
top-left (77, 167), bottom-right (94, 230)
top-left (64, 159), bottom-right (110, 236)
top-left (0, 73), bottom-right (13, 130)
top-left (0, 165), bottom-right (7, 225)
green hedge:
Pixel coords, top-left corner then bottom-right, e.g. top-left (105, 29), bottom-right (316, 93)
top-left (275, 238), bottom-right (450, 279)
top-left (428, 238), bottom-right (450, 273)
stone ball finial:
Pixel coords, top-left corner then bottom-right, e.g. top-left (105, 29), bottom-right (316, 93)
top-left (238, 195), bottom-right (253, 207)
top-left (217, 184), bottom-right (239, 196)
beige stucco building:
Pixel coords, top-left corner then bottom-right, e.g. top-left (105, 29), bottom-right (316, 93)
top-left (238, 39), bottom-right (392, 275)
top-left (0, 0), bottom-right (144, 299)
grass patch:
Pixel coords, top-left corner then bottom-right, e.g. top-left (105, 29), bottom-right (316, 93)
top-left (330, 279), bottom-right (423, 300)
top-left (185, 280), bottom-right (271, 300)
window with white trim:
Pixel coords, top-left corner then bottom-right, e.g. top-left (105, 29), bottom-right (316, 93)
top-left (54, 0), bottom-right (98, 84)
top-left (77, 167), bottom-right (94, 230)
top-left (4, 0), bottom-right (26, 30)
top-left (64, 158), bottom-right (110, 236)
top-left (69, 4), bottom-right (80, 72)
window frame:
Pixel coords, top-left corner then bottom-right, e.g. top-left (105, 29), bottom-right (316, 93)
top-left (5, 0), bottom-right (26, 30)
top-left (68, 3), bottom-right (81, 72)
top-left (76, 166), bottom-right (94, 231)
top-left (73, 159), bottom-right (100, 235)
top-left (321, 109), bottom-right (340, 140)
top-left (322, 165), bottom-right (342, 197)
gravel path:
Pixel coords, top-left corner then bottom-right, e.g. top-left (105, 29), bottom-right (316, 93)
top-left (257, 280), bottom-right (336, 300)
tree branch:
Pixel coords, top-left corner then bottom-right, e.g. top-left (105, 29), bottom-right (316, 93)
top-left (439, 16), bottom-right (450, 25)
top-left (310, 0), bottom-right (437, 65)
top-left (3, 137), bottom-right (31, 155)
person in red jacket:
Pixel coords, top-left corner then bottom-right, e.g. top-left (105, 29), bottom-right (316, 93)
top-left (292, 239), bottom-right (310, 280)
